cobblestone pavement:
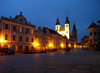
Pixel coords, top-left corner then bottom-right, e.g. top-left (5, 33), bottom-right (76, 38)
top-left (0, 49), bottom-right (100, 73)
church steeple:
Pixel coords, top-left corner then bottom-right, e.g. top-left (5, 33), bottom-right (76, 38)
top-left (56, 18), bottom-right (60, 25)
top-left (73, 23), bottom-right (76, 30)
top-left (65, 17), bottom-right (70, 24)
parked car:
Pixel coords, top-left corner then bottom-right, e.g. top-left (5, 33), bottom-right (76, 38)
top-left (0, 48), bottom-right (15, 55)
top-left (46, 49), bottom-right (53, 52)
top-left (83, 48), bottom-right (89, 50)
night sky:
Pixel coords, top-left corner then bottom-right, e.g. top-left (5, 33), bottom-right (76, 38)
top-left (0, 0), bottom-right (100, 42)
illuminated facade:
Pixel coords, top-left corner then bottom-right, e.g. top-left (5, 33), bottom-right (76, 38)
top-left (81, 36), bottom-right (89, 48)
top-left (55, 17), bottom-right (77, 49)
top-left (55, 17), bottom-right (70, 39)
top-left (35, 27), bottom-right (45, 51)
top-left (87, 22), bottom-right (100, 51)
top-left (43, 27), bottom-right (66, 49)
top-left (0, 12), bottom-right (36, 53)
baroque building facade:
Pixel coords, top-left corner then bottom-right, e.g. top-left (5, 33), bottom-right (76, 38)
top-left (0, 12), bottom-right (36, 53)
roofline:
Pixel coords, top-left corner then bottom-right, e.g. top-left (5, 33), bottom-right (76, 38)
top-left (1, 20), bottom-right (36, 28)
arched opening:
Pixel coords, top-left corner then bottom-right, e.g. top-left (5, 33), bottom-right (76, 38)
top-left (18, 45), bottom-right (23, 53)
top-left (25, 46), bottom-right (29, 52)
top-left (11, 45), bottom-right (16, 51)
top-left (3, 44), bottom-right (8, 48)
top-left (31, 46), bottom-right (34, 51)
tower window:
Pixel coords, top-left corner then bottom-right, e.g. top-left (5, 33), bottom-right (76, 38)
top-left (90, 40), bottom-right (92, 44)
top-left (66, 25), bottom-right (68, 27)
top-left (90, 32), bottom-right (92, 36)
top-left (94, 39), bottom-right (97, 44)
top-left (57, 26), bottom-right (58, 28)
top-left (66, 31), bottom-right (68, 33)
top-left (57, 29), bottom-right (58, 31)
top-left (94, 32), bottom-right (97, 35)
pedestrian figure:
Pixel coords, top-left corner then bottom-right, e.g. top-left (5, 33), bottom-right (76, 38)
top-left (65, 47), bottom-right (71, 55)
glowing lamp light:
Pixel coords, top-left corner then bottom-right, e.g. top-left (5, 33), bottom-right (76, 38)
top-left (68, 44), bottom-right (71, 47)
top-left (0, 40), bottom-right (3, 43)
top-left (35, 43), bottom-right (38, 46)
top-left (61, 43), bottom-right (64, 48)
top-left (49, 43), bottom-right (53, 47)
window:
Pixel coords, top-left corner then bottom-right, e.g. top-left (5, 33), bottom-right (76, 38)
top-left (20, 27), bottom-right (22, 32)
top-left (31, 30), bottom-right (33, 34)
top-left (57, 26), bottom-right (58, 28)
top-left (5, 34), bottom-right (8, 40)
top-left (66, 31), bottom-right (68, 33)
top-left (26, 28), bottom-right (28, 33)
top-left (56, 29), bottom-right (58, 31)
top-left (26, 37), bottom-right (28, 42)
top-left (13, 25), bottom-right (16, 31)
top-left (90, 40), bottom-right (92, 44)
top-left (66, 25), bottom-right (68, 27)
top-left (5, 24), bottom-right (8, 30)
top-left (13, 35), bottom-right (15, 41)
top-left (90, 32), bottom-right (92, 36)
top-left (94, 32), bottom-right (97, 35)
top-left (20, 36), bottom-right (22, 41)
top-left (94, 39), bottom-right (97, 44)
top-left (31, 38), bottom-right (34, 42)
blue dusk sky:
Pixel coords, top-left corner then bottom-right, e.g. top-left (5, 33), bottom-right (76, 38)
top-left (0, 0), bottom-right (100, 42)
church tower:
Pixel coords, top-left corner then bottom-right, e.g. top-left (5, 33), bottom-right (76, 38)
top-left (72, 23), bottom-right (77, 42)
top-left (55, 18), bottom-right (60, 33)
top-left (65, 17), bottom-right (70, 39)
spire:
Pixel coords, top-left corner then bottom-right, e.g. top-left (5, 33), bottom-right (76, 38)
top-left (73, 23), bottom-right (76, 30)
top-left (65, 17), bottom-right (70, 24)
top-left (56, 18), bottom-right (60, 25)
top-left (20, 11), bottom-right (22, 15)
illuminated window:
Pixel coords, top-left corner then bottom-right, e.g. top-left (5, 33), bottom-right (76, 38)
top-left (5, 34), bottom-right (8, 40)
top-left (5, 24), bottom-right (8, 30)
top-left (31, 30), bottom-right (33, 34)
top-left (66, 31), bottom-right (68, 33)
top-left (13, 35), bottom-right (15, 41)
top-left (20, 27), bottom-right (22, 32)
top-left (94, 39), bottom-right (97, 44)
top-left (66, 25), bottom-right (68, 27)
